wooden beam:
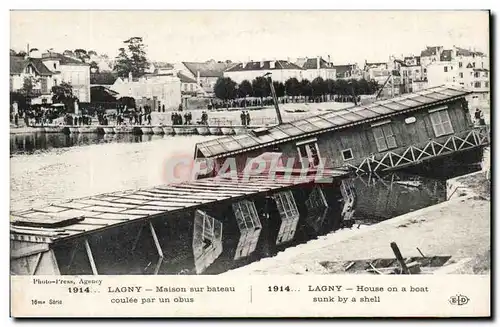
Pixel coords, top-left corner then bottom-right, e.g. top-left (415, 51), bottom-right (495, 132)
top-left (84, 239), bottom-right (99, 276)
top-left (149, 222), bottom-right (164, 258)
top-left (30, 253), bottom-right (42, 275)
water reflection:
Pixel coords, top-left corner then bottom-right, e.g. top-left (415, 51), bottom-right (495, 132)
top-left (10, 132), bottom-right (168, 155)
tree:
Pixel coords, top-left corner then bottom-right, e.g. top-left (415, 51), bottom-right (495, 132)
top-left (273, 81), bottom-right (285, 98)
top-left (311, 77), bottom-right (327, 97)
top-left (52, 82), bottom-right (77, 112)
top-left (214, 77), bottom-right (237, 102)
top-left (252, 76), bottom-right (270, 102)
top-left (90, 61), bottom-right (99, 73)
top-left (63, 50), bottom-right (75, 57)
top-left (74, 49), bottom-right (87, 59)
top-left (238, 80), bottom-right (253, 98)
top-left (285, 77), bottom-right (301, 99)
top-left (325, 79), bottom-right (336, 95)
top-left (118, 96), bottom-right (136, 109)
top-left (114, 37), bottom-right (149, 78)
top-left (300, 79), bottom-right (312, 98)
top-left (9, 49), bottom-right (16, 56)
top-left (17, 50), bottom-right (27, 57)
top-left (20, 76), bottom-right (39, 102)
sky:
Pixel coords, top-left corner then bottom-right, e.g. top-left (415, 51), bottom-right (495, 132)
top-left (10, 11), bottom-right (490, 65)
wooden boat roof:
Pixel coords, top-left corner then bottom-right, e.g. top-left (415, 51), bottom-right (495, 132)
top-left (195, 86), bottom-right (472, 159)
top-left (10, 169), bottom-right (348, 244)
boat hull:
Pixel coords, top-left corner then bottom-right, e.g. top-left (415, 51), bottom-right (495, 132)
top-left (78, 126), bottom-right (98, 133)
top-left (174, 126), bottom-right (197, 135)
top-left (208, 127), bottom-right (222, 135)
top-left (152, 126), bottom-right (164, 135)
top-left (233, 126), bottom-right (248, 135)
top-left (140, 127), bottom-right (154, 134)
top-left (221, 127), bottom-right (235, 135)
top-left (102, 127), bottom-right (115, 134)
top-left (114, 125), bottom-right (134, 134)
top-left (196, 126), bottom-right (210, 135)
top-left (162, 126), bottom-right (175, 135)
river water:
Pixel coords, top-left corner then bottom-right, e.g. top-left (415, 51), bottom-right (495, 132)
top-left (10, 132), bottom-right (479, 274)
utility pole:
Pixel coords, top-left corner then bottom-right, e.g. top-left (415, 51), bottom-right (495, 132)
top-left (264, 73), bottom-right (283, 125)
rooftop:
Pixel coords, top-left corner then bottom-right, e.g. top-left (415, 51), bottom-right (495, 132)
top-left (183, 60), bottom-right (233, 77)
top-left (41, 52), bottom-right (89, 66)
top-left (225, 60), bottom-right (303, 72)
top-left (9, 171), bottom-right (346, 243)
top-left (195, 86), bottom-right (471, 159)
top-left (10, 56), bottom-right (54, 76)
top-left (301, 58), bottom-right (332, 70)
top-left (90, 71), bottom-right (118, 85)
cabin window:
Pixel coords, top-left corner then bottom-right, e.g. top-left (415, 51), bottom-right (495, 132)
top-left (443, 66), bottom-right (448, 72)
top-left (485, 82), bottom-right (489, 88)
top-left (372, 122), bottom-right (397, 152)
top-left (296, 139), bottom-right (321, 168)
top-left (474, 82), bottom-right (481, 88)
top-left (459, 62), bottom-right (463, 68)
top-left (341, 149), bottom-right (353, 161)
top-left (273, 191), bottom-right (300, 245)
top-left (429, 109), bottom-right (454, 137)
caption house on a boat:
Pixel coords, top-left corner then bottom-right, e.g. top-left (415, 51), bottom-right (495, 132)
top-left (10, 86), bottom-right (489, 275)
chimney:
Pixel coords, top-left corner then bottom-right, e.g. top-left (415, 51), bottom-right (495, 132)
top-left (317, 56), bottom-right (321, 70)
top-left (128, 71), bottom-right (133, 82)
top-left (328, 55), bottom-right (331, 64)
top-left (270, 61), bottom-right (275, 69)
top-left (260, 60), bottom-right (265, 68)
top-left (196, 71), bottom-right (200, 85)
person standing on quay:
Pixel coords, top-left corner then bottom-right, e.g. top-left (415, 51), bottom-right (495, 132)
top-left (240, 110), bottom-right (246, 126)
top-left (245, 111), bottom-right (251, 126)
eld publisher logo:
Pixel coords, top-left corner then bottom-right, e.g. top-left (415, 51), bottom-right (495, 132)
top-left (449, 294), bottom-right (470, 306)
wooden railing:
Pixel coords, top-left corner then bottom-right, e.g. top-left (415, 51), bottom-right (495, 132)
top-left (344, 126), bottom-right (490, 173)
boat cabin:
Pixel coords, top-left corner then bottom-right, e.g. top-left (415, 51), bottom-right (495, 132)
top-left (194, 86), bottom-right (487, 176)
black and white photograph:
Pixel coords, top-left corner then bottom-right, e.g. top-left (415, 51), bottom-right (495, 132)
top-left (8, 10), bottom-right (491, 317)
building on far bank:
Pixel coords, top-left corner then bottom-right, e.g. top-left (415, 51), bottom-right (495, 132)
top-left (294, 56), bottom-right (336, 80)
top-left (110, 72), bottom-right (181, 111)
top-left (363, 61), bottom-right (390, 84)
top-left (10, 55), bottom-right (56, 105)
top-left (40, 52), bottom-right (91, 102)
top-left (223, 60), bottom-right (304, 84)
top-left (175, 60), bottom-right (233, 96)
top-left (333, 63), bottom-right (363, 80)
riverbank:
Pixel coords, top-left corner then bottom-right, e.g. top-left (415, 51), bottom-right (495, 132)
top-left (224, 171), bottom-right (490, 275)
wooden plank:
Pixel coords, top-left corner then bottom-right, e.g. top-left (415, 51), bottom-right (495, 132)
top-left (121, 209), bottom-right (165, 216)
top-left (171, 184), bottom-right (250, 194)
top-left (59, 201), bottom-right (91, 209)
top-left (33, 206), bottom-right (70, 214)
top-left (75, 199), bottom-right (137, 209)
top-left (106, 197), bottom-right (149, 205)
top-left (76, 217), bottom-right (127, 226)
top-left (94, 212), bottom-right (144, 220)
top-left (137, 190), bottom-right (226, 201)
top-left (78, 205), bottom-right (126, 213)
top-left (136, 205), bottom-right (183, 211)
top-left (149, 222), bottom-right (164, 257)
top-left (84, 239), bottom-right (99, 276)
top-left (190, 180), bottom-right (271, 192)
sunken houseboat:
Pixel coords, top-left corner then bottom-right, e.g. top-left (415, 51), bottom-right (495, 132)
top-left (194, 86), bottom-right (490, 176)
